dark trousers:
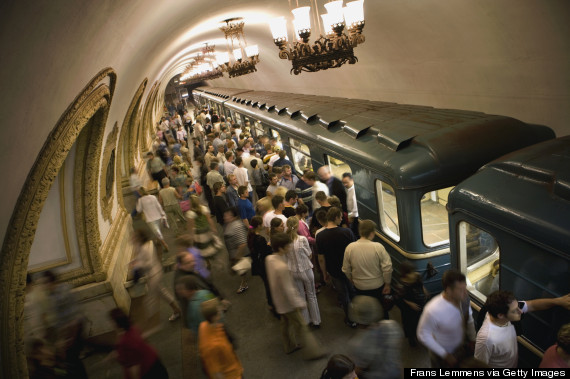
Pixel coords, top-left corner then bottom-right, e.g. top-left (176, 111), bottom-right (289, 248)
top-left (355, 284), bottom-right (390, 319)
top-left (330, 274), bottom-right (354, 320)
top-left (350, 217), bottom-right (360, 239)
top-left (151, 170), bottom-right (167, 188)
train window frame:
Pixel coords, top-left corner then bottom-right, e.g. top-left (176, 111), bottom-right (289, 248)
top-left (420, 186), bottom-right (454, 248)
top-left (326, 155), bottom-right (352, 179)
top-left (458, 221), bottom-right (501, 303)
top-left (375, 180), bottom-right (400, 242)
top-left (252, 120), bottom-right (265, 139)
top-left (290, 137), bottom-right (313, 174)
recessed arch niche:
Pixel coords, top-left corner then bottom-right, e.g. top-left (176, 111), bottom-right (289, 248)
top-left (117, 78), bottom-right (147, 201)
top-left (0, 68), bottom-right (117, 378)
top-left (142, 80), bottom-right (160, 153)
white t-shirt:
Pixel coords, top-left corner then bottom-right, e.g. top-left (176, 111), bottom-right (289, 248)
top-left (234, 167), bottom-right (253, 192)
top-left (474, 303), bottom-right (528, 368)
top-left (417, 293), bottom-right (475, 358)
top-left (312, 181), bottom-right (329, 211)
top-left (262, 210), bottom-right (288, 231)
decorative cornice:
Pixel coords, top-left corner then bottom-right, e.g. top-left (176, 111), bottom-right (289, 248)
top-left (0, 67), bottom-right (116, 379)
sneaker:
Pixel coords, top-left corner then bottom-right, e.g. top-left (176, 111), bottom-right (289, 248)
top-left (344, 319), bottom-right (357, 328)
top-left (236, 285), bottom-right (249, 294)
top-left (168, 313), bottom-right (180, 322)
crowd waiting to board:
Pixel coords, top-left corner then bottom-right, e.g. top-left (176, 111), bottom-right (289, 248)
top-left (23, 103), bottom-right (570, 378)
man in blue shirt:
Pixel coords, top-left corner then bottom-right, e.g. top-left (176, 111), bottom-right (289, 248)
top-left (272, 150), bottom-right (296, 175)
top-left (237, 185), bottom-right (255, 228)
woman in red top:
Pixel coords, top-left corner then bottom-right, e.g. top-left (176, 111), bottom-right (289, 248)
top-left (109, 308), bottom-right (169, 379)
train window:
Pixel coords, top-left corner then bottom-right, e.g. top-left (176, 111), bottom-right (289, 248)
top-left (242, 116), bottom-right (252, 135)
top-left (252, 121), bottom-right (264, 138)
top-left (290, 138), bottom-right (313, 174)
top-left (420, 187), bottom-right (454, 247)
top-left (271, 129), bottom-right (284, 149)
top-left (327, 156), bottom-right (352, 179)
top-left (458, 221), bottom-right (500, 302)
top-left (375, 180), bottom-right (400, 241)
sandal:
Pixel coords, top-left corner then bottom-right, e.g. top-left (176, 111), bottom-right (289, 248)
top-left (236, 285), bottom-right (249, 294)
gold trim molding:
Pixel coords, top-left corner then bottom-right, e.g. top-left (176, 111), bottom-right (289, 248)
top-left (101, 122), bottom-right (119, 222)
top-left (0, 67), bottom-right (117, 378)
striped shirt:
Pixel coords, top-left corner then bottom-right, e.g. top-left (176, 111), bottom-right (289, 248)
top-left (223, 219), bottom-right (248, 259)
top-left (286, 236), bottom-right (313, 273)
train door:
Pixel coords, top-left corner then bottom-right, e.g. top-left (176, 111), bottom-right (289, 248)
top-left (251, 120), bottom-right (265, 140)
top-left (289, 137), bottom-right (313, 174)
top-left (375, 180), bottom-right (400, 243)
top-left (456, 220), bottom-right (501, 303)
top-left (420, 187), bottom-right (454, 249)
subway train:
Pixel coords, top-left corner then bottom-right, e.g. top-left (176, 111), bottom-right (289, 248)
top-left (192, 86), bottom-right (554, 290)
top-left (192, 86), bottom-right (567, 363)
top-left (448, 136), bottom-right (570, 364)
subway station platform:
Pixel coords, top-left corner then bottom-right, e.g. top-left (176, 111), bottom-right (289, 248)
top-left (82, 192), bottom-right (430, 378)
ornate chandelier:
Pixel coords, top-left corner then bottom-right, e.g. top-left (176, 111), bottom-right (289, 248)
top-left (180, 44), bottom-right (223, 83)
top-left (217, 18), bottom-right (260, 78)
top-left (269, 0), bottom-right (365, 75)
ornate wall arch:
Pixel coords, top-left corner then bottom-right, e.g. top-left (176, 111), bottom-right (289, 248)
top-left (142, 80), bottom-right (159, 152)
top-left (117, 78), bottom-right (147, 210)
top-left (100, 122), bottom-right (119, 222)
top-left (0, 68), bottom-right (117, 378)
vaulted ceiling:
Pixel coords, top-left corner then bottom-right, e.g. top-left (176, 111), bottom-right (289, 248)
top-left (1, 0), bottom-right (569, 243)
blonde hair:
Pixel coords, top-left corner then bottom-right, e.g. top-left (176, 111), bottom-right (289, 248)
top-left (286, 216), bottom-right (299, 241)
top-left (190, 195), bottom-right (203, 215)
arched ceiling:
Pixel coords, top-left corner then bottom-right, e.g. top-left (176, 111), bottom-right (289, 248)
top-left (0, 0), bottom-right (569, 244)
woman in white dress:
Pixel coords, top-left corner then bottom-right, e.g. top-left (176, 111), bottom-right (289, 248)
top-left (285, 216), bottom-right (321, 327)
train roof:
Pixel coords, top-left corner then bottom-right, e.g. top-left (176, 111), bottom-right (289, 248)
top-left (194, 86), bottom-right (555, 189)
top-left (448, 136), bottom-right (570, 255)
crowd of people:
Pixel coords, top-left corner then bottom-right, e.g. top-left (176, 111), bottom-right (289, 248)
top-left (23, 102), bottom-right (570, 378)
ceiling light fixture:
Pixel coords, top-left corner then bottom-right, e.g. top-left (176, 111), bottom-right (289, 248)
top-left (180, 43), bottom-right (224, 83)
top-left (269, 0), bottom-right (365, 75)
top-left (217, 18), bottom-right (260, 78)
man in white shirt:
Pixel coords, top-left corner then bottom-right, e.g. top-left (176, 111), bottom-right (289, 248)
top-left (342, 172), bottom-right (359, 238)
top-left (475, 290), bottom-right (570, 368)
top-left (262, 195), bottom-right (288, 233)
top-left (303, 171), bottom-right (328, 211)
top-left (266, 173), bottom-right (280, 197)
top-left (417, 270), bottom-right (476, 367)
top-left (223, 151), bottom-right (237, 177)
top-left (234, 157), bottom-right (252, 198)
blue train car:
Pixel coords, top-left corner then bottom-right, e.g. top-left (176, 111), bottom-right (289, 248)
top-left (448, 136), bottom-right (570, 364)
top-left (193, 86), bottom-right (554, 294)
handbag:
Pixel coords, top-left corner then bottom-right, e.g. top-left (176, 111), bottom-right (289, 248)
top-left (193, 181), bottom-right (203, 196)
top-left (179, 199), bottom-right (191, 212)
top-left (231, 256), bottom-right (252, 276)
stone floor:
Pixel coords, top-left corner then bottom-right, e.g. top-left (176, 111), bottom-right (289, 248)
top-left (83, 201), bottom-right (430, 378)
